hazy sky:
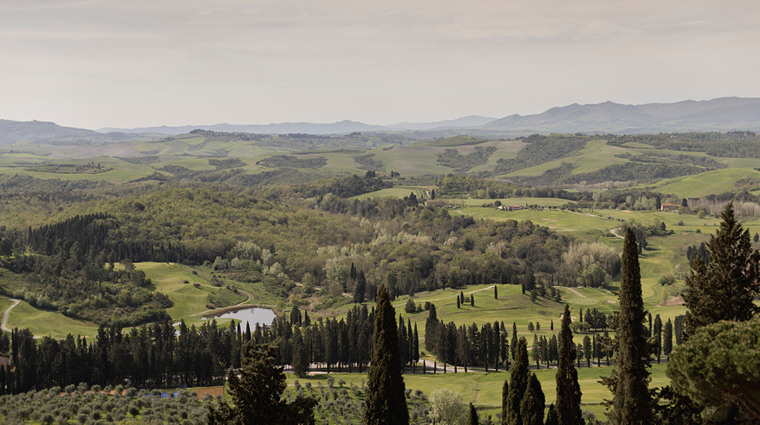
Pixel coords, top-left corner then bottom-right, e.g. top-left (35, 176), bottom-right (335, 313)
top-left (1, 0), bottom-right (759, 129)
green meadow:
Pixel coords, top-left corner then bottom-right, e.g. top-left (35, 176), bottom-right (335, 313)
top-left (285, 363), bottom-right (671, 420)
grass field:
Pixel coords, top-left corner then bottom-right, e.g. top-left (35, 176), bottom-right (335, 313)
top-left (5, 299), bottom-right (99, 337)
top-left (285, 362), bottom-right (670, 420)
top-left (649, 168), bottom-right (760, 198)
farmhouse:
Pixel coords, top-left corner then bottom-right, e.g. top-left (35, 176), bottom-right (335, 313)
top-left (661, 202), bottom-right (680, 212)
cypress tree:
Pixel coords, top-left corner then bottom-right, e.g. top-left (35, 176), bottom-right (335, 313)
top-left (468, 403), bottom-right (479, 425)
top-left (495, 285), bottom-right (498, 299)
top-left (556, 304), bottom-right (583, 425)
top-left (545, 404), bottom-right (559, 425)
top-left (663, 319), bottom-right (673, 357)
top-left (654, 314), bottom-right (662, 363)
top-left (520, 372), bottom-right (545, 425)
top-left (457, 297), bottom-right (461, 309)
top-left (501, 379), bottom-right (509, 424)
top-left (504, 337), bottom-right (529, 425)
top-left (425, 304), bottom-right (438, 353)
top-left (291, 328), bottom-right (309, 378)
top-left (364, 284), bottom-right (409, 425)
top-left (354, 271), bottom-right (366, 304)
top-left (471, 293), bottom-right (475, 307)
top-left (606, 227), bottom-right (652, 424)
top-left (510, 322), bottom-right (518, 361)
top-left (683, 202), bottom-right (760, 339)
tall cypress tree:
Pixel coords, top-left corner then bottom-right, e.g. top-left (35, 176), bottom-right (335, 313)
top-left (364, 284), bottom-right (409, 425)
top-left (663, 319), bottom-right (673, 357)
top-left (504, 337), bottom-right (529, 425)
top-left (606, 227), bottom-right (652, 424)
top-left (520, 372), bottom-right (545, 425)
top-left (556, 304), bottom-right (583, 425)
top-left (501, 379), bottom-right (509, 424)
top-left (545, 404), bottom-right (559, 425)
top-left (683, 202), bottom-right (760, 339)
top-left (468, 403), bottom-right (479, 425)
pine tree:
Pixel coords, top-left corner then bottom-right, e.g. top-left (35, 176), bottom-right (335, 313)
top-left (364, 284), bottom-right (409, 425)
top-left (520, 373), bottom-right (545, 425)
top-left (556, 304), bottom-right (583, 425)
top-left (504, 337), bottom-right (529, 425)
top-left (683, 202), bottom-right (760, 339)
top-left (468, 403), bottom-right (479, 425)
top-left (606, 227), bottom-right (652, 424)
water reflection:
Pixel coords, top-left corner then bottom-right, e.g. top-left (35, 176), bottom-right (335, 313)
top-left (202, 307), bottom-right (276, 328)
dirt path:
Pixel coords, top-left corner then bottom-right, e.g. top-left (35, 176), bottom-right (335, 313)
top-left (556, 286), bottom-right (586, 298)
top-left (609, 228), bottom-right (624, 239)
top-left (393, 285), bottom-right (496, 307)
top-left (1, 298), bottom-right (20, 332)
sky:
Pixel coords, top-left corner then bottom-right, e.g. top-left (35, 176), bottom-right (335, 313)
top-left (1, 0), bottom-right (759, 129)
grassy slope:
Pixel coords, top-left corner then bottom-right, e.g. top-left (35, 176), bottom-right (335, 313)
top-left (6, 300), bottom-right (98, 337)
top-left (650, 168), bottom-right (760, 198)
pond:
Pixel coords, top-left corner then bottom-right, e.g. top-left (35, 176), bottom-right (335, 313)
top-left (202, 307), bottom-right (277, 328)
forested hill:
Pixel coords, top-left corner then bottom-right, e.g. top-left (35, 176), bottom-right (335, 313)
top-left (0, 174), bottom-right (574, 328)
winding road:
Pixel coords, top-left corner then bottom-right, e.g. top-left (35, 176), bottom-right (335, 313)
top-left (1, 298), bottom-right (20, 332)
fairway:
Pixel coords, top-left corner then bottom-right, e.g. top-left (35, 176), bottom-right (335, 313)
top-left (286, 362), bottom-right (670, 420)
top-left (6, 300), bottom-right (98, 338)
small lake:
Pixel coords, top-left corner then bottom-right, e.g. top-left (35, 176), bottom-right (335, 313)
top-left (202, 307), bottom-right (277, 328)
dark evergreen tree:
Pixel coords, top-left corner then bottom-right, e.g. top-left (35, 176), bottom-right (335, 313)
top-left (468, 403), bottom-right (479, 425)
top-left (495, 285), bottom-right (498, 299)
top-left (471, 293), bottom-right (475, 307)
top-left (663, 319), bottom-right (673, 357)
top-left (292, 328), bottom-right (309, 378)
top-left (556, 304), bottom-right (583, 425)
top-left (605, 227), bottom-right (652, 424)
top-left (354, 271), bottom-right (367, 304)
top-left (207, 341), bottom-right (316, 425)
top-left (457, 297), bottom-right (461, 309)
top-left (510, 322), bottom-right (518, 361)
top-left (504, 337), bottom-right (529, 425)
top-left (425, 304), bottom-right (438, 353)
top-left (653, 314), bottom-right (662, 363)
top-left (520, 373), bottom-right (545, 425)
top-left (683, 202), bottom-right (760, 339)
top-left (545, 404), bottom-right (559, 425)
top-left (364, 284), bottom-right (409, 425)
top-left (501, 379), bottom-right (509, 425)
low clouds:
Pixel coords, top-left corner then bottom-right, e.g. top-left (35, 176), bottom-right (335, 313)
top-left (1, 0), bottom-right (758, 128)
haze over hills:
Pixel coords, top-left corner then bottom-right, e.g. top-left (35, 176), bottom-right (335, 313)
top-left (481, 97), bottom-right (760, 133)
top-left (3, 97), bottom-right (760, 144)
top-left (0, 119), bottom-right (161, 145)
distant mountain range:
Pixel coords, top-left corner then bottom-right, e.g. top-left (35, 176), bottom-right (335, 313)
top-left (481, 97), bottom-right (760, 133)
top-left (3, 97), bottom-right (760, 144)
top-left (96, 116), bottom-right (498, 135)
top-left (0, 119), bottom-right (161, 145)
